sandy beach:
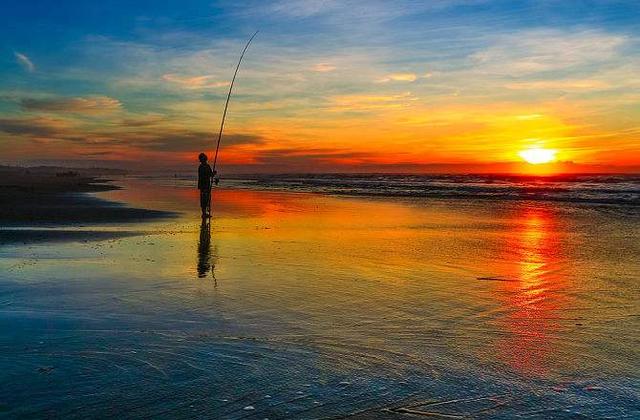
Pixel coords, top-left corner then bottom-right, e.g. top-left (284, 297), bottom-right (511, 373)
top-left (0, 167), bottom-right (175, 244)
top-left (0, 175), bottom-right (638, 418)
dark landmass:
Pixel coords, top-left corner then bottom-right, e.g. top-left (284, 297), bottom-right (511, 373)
top-left (0, 165), bottom-right (128, 176)
top-left (0, 229), bottom-right (142, 245)
top-left (0, 166), bottom-right (175, 244)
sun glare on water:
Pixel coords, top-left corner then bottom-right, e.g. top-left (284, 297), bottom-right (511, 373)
top-left (519, 148), bottom-right (557, 164)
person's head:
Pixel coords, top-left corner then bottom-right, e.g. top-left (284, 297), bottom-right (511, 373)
top-left (198, 153), bottom-right (208, 163)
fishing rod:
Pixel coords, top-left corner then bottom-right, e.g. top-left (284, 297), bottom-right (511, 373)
top-left (208, 30), bottom-right (258, 214)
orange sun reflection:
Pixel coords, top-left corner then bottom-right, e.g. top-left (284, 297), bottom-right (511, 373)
top-left (493, 206), bottom-right (568, 376)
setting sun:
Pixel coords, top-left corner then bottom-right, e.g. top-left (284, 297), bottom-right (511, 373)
top-left (519, 148), bottom-right (557, 165)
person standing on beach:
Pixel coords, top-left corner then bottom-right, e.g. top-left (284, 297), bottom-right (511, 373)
top-left (197, 153), bottom-right (216, 217)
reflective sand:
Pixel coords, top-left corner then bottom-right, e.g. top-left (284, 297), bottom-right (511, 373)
top-left (1, 178), bottom-right (638, 418)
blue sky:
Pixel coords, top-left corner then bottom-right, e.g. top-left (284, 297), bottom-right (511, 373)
top-left (1, 1), bottom-right (639, 172)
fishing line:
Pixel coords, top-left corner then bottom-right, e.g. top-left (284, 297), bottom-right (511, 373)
top-left (208, 31), bottom-right (258, 213)
top-left (212, 30), bottom-right (259, 171)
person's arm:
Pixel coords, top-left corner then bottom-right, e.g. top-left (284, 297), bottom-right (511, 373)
top-left (209, 165), bottom-right (218, 185)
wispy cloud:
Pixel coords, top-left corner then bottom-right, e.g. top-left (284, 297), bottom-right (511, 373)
top-left (21, 96), bottom-right (122, 113)
top-left (470, 29), bottom-right (627, 75)
top-left (504, 79), bottom-right (610, 91)
top-left (329, 92), bottom-right (417, 111)
top-left (375, 72), bottom-right (434, 83)
top-left (376, 73), bottom-right (417, 83)
top-left (0, 116), bottom-right (69, 137)
top-left (0, 114), bottom-right (262, 153)
top-left (266, 0), bottom-right (339, 18)
top-left (162, 73), bottom-right (230, 89)
top-left (253, 0), bottom-right (475, 24)
top-left (14, 52), bottom-right (35, 73)
top-left (311, 63), bottom-right (336, 72)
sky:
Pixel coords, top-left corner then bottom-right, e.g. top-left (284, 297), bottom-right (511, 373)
top-left (0, 0), bottom-right (639, 173)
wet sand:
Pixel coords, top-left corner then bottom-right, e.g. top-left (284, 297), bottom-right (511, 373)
top-left (0, 177), bottom-right (638, 418)
top-left (0, 167), bottom-right (175, 244)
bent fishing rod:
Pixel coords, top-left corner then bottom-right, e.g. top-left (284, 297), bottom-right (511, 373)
top-left (208, 30), bottom-right (258, 213)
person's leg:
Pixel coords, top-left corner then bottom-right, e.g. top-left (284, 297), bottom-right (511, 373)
top-left (200, 190), bottom-right (208, 216)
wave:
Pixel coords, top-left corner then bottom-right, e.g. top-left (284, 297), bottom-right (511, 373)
top-left (224, 174), bottom-right (640, 206)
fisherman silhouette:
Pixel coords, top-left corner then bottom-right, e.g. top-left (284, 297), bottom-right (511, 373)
top-left (197, 153), bottom-right (216, 217)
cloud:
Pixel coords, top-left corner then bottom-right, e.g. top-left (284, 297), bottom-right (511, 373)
top-left (21, 96), bottom-right (122, 113)
top-left (376, 73), bottom-right (417, 83)
top-left (132, 131), bottom-right (263, 152)
top-left (504, 79), bottom-right (611, 91)
top-left (14, 52), bottom-right (35, 73)
top-left (262, 0), bottom-right (344, 19)
top-left (118, 114), bottom-right (167, 127)
top-left (162, 73), bottom-right (230, 89)
top-left (254, 0), bottom-right (473, 23)
top-left (471, 29), bottom-right (627, 75)
top-left (311, 63), bottom-right (336, 72)
top-left (0, 114), bottom-right (263, 153)
top-left (0, 116), bottom-right (71, 138)
top-left (241, 147), bottom-right (381, 171)
top-left (515, 114), bottom-right (543, 121)
top-left (329, 92), bottom-right (417, 111)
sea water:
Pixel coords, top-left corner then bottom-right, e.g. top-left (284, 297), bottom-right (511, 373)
top-left (0, 175), bottom-right (638, 418)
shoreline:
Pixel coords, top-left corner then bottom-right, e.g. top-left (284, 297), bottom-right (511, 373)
top-left (0, 167), bottom-right (176, 244)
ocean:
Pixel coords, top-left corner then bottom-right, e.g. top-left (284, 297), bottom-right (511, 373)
top-left (1, 174), bottom-right (638, 418)
top-left (226, 173), bottom-right (640, 206)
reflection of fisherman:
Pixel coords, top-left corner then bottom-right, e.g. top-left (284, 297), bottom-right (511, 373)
top-left (197, 153), bottom-right (216, 217)
top-left (197, 218), bottom-right (213, 278)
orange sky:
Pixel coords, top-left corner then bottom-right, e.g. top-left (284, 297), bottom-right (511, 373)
top-left (1, 1), bottom-right (639, 173)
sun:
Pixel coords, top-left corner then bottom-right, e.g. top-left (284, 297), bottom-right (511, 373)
top-left (518, 147), bottom-right (557, 164)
